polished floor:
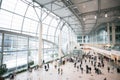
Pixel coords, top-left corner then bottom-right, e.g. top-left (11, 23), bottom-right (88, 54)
top-left (6, 53), bottom-right (120, 80)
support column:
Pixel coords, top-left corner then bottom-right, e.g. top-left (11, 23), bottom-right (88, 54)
top-left (68, 28), bottom-right (70, 54)
top-left (112, 23), bottom-right (116, 45)
top-left (95, 31), bottom-right (97, 44)
top-left (58, 30), bottom-right (62, 58)
top-left (0, 33), bottom-right (4, 66)
top-left (0, 0), bottom-right (2, 8)
top-left (27, 37), bottom-right (29, 69)
top-left (107, 23), bottom-right (110, 44)
top-left (92, 32), bottom-right (94, 46)
top-left (82, 35), bottom-right (84, 44)
top-left (38, 22), bottom-right (43, 66)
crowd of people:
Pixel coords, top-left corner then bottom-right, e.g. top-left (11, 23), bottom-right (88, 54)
top-left (42, 50), bottom-right (120, 80)
top-left (6, 50), bottom-right (120, 80)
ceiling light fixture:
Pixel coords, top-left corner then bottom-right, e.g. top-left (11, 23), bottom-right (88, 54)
top-left (105, 13), bottom-right (108, 17)
top-left (73, 6), bottom-right (77, 9)
top-left (83, 18), bottom-right (86, 21)
top-left (94, 15), bottom-right (97, 19)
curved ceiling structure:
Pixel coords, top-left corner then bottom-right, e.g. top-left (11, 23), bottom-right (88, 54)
top-left (34, 0), bottom-right (120, 35)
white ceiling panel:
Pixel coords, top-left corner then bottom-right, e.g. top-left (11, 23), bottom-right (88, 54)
top-left (35, 0), bottom-right (54, 5)
top-left (101, 0), bottom-right (120, 9)
top-left (45, 3), bottom-right (61, 11)
top-left (53, 8), bottom-right (72, 17)
top-left (35, 0), bottom-right (120, 35)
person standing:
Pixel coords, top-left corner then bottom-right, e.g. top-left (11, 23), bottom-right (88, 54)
top-left (47, 63), bottom-right (49, 69)
top-left (107, 67), bottom-right (110, 73)
top-left (61, 68), bottom-right (63, 75)
top-left (81, 67), bottom-right (83, 74)
top-left (58, 68), bottom-right (60, 74)
top-left (104, 77), bottom-right (107, 80)
top-left (77, 65), bottom-right (79, 71)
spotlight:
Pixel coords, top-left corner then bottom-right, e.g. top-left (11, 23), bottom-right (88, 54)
top-left (105, 13), bottom-right (108, 17)
top-left (83, 18), bottom-right (86, 21)
top-left (94, 15), bottom-right (97, 19)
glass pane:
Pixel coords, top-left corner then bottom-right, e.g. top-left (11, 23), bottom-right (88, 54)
top-left (1, 0), bottom-right (17, 12)
top-left (62, 25), bottom-right (68, 33)
top-left (22, 18), bottom-right (38, 33)
top-left (55, 37), bottom-right (58, 44)
top-left (50, 18), bottom-right (59, 27)
top-left (29, 38), bottom-right (38, 49)
top-left (48, 27), bottom-right (56, 36)
top-left (14, 0), bottom-right (28, 15)
top-left (42, 11), bottom-right (47, 20)
top-left (3, 52), bottom-right (17, 69)
top-left (4, 34), bottom-right (18, 51)
top-left (48, 36), bottom-right (54, 42)
top-left (11, 15), bottom-right (23, 31)
top-left (4, 34), bottom-right (28, 51)
top-left (43, 15), bottom-right (52, 25)
top-left (18, 36), bottom-right (28, 50)
top-left (30, 50), bottom-right (38, 65)
top-left (55, 29), bottom-right (60, 38)
top-left (42, 24), bottom-right (49, 35)
top-left (57, 21), bottom-right (64, 30)
top-left (43, 41), bottom-right (57, 62)
top-left (42, 35), bottom-right (47, 39)
top-left (26, 6), bottom-right (39, 21)
top-left (16, 51), bottom-right (27, 68)
top-left (3, 51), bottom-right (27, 69)
top-left (0, 10), bottom-right (12, 29)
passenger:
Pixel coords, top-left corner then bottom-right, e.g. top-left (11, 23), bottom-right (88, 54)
top-left (44, 64), bottom-right (47, 71)
top-left (61, 68), bottom-right (63, 75)
top-left (77, 65), bottom-right (79, 71)
top-left (107, 67), bottom-right (110, 73)
top-left (58, 68), bottom-right (60, 74)
top-left (74, 62), bottom-right (76, 68)
top-left (47, 63), bottom-right (49, 69)
top-left (0, 77), bottom-right (4, 80)
top-left (104, 77), bottom-right (107, 80)
top-left (81, 67), bottom-right (83, 74)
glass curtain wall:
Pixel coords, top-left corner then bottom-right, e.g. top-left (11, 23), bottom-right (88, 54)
top-left (43, 41), bottom-right (58, 62)
top-left (2, 33), bottom-right (38, 71)
top-left (61, 24), bottom-right (69, 54)
top-left (0, 0), bottom-right (39, 36)
top-left (0, 0), bottom-right (77, 72)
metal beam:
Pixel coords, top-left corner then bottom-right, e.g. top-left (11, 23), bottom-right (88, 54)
top-left (62, 0), bottom-right (85, 35)
top-left (35, 0), bottom-right (76, 35)
top-left (40, 0), bottom-right (60, 6)
top-left (90, 6), bottom-right (120, 33)
top-left (85, 23), bottom-right (96, 24)
top-left (61, 14), bottom-right (74, 18)
top-left (52, 0), bottom-right (93, 11)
